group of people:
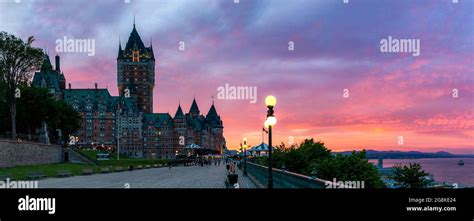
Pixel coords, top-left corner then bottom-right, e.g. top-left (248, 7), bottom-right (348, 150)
top-left (195, 157), bottom-right (223, 167)
top-left (225, 159), bottom-right (237, 174)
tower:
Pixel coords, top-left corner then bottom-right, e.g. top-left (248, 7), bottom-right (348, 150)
top-left (117, 21), bottom-right (155, 113)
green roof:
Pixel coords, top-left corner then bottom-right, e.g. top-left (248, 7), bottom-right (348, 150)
top-left (63, 89), bottom-right (117, 112)
top-left (32, 54), bottom-right (62, 91)
top-left (189, 98), bottom-right (200, 114)
top-left (174, 105), bottom-right (184, 118)
top-left (143, 113), bottom-right (172, 127)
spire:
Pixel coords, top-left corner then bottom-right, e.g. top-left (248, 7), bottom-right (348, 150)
top-left (206, 100), bottom-right (222, 127)
top-left (117, 37), bottom-right (123, 59)
top-left (133, 13), bottom-right (136, 29)
top-left (124, 18), bottom-right (146, 52)
top-left (207, 102), bottom-right (218, 118)
top-left (175, 103), bottom-right (184, 118)
top-left (40, 53), bottom-right (53, 72)
top-left (189, 97), bottom-right (200, 114)
top-left (150, 37), bottom-right (155, 58)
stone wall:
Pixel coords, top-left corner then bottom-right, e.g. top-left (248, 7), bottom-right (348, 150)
top-left (0, 139), bottom-right (63, 168)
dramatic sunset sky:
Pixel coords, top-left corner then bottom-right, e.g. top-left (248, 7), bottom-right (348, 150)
top-left (1, 0), bottom-right (473, 153)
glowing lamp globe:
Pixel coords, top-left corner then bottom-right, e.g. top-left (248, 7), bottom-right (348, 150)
top-left (266, 116), bottom-right (277, 127)
top-left (265, 95), bottom-right (277, 108)
top-left (264, 119), bottom-right (270, 128)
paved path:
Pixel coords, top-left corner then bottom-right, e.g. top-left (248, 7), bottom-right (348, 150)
top-left (38, 163), bottom-right (256, 188)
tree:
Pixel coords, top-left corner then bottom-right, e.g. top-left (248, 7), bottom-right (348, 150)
top-left (298, 139), bottom-right (332, 174)
top-left (317, 150), bottom-right (385, 188)
top-left (0, 85), bottom-right (80, 145)
top-left (0, 32), bottom-right (43, 139)
top-left (391, 163), bottom-right (429, 188)
top-left (15, 86), bottom-right (54, 137)
top-left (47, 99), bottom-right (81, 146)
top-left (251, 139), bottom-right (385, 188)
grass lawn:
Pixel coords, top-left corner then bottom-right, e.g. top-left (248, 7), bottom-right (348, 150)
top-left (0, 163), bottom-right (99, 180)
top-left (0, 150), bottom-right (170, 180)
top-left (80, 149), bottom-right (169, 167)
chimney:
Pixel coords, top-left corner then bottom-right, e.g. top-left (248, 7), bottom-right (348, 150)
top-left (68, 83), bottom-right (71, 89)
top-left (95, 83), bottom-right (98, 90)
top-left (55, 55), bottom-right (60, 72)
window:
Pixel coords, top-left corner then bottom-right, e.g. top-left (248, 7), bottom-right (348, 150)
top-left (132, 51), bottom-right (140, 62)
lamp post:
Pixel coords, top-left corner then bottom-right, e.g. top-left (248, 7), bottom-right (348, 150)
top-left (264, 95), bottom-right (277, 189)
top-left (243, 138), bottom-right (248, 176)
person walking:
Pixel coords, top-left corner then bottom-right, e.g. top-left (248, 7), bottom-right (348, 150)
top-left (230, 162), bottom-right (236, 174)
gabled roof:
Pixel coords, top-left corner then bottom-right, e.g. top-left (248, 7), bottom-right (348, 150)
top-left (143, 113), bottom-right (172, 127)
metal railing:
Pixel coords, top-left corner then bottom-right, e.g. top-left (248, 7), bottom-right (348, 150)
top-left (246, 162), bottom-right (330, 188)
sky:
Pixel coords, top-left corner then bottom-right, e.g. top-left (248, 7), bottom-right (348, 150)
top-left (0, 0), bottom-right (473, 154)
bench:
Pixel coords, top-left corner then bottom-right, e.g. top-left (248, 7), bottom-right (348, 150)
top-left (158, 164), bottom-right (162, 167)
top-left (100, 167), bottom-right (111, 174)
top-left (57, 170), bottom-right (73, 178)
top-left (26, 171), bottom-right (47, 180)
top-left (115, 167), bottom-right (124, 172)
top-left (82, 168), bottom-right (94, 175)
top-left (153, 164), bottom-right (159, 168)
top-left (145, 165), bottom-right (151, 169)
top-left (136, 165), bottom-right (143, 169)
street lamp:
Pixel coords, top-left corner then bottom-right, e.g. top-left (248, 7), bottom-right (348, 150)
top-left (243, 138), bottom-right (248, 176)
top-left (265, 95), bottom-right (277, 188)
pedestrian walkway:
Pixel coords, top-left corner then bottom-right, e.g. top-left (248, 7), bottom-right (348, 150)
top-left (38, 163), bottom-right (256, 188)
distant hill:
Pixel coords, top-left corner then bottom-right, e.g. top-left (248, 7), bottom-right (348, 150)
top-left (335, 150), bottom-right (474, 159)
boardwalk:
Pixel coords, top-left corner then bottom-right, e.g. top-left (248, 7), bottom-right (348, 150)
top-left (38, 164), bottom-right (256, 188)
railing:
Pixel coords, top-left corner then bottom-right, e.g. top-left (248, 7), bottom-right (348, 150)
top-left (245, 162), bottom-right (330, 188)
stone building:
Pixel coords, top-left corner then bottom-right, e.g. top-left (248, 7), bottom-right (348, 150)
top-left (33, 22), bottom-right (226, 159)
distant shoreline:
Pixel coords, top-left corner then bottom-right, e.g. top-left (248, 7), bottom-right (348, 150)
top-left (335, 150), bottom-right (474, 159)
top-left (366, 156), bottom-right (474, 160)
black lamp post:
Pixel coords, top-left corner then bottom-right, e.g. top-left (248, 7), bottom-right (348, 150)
top-left (243, 138), bottom-right (248, 176)
top-left (264, 95), bottom-right (277, 189)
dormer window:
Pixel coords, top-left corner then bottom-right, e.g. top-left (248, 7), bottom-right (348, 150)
top-left (132, 50), bottom-right (140, 62)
